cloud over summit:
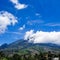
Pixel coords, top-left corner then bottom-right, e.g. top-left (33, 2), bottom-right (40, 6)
top-left (24, 30), bottom-right (60, 45)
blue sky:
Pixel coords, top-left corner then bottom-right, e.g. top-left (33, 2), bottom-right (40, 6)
top-left (0, 0), bottom-right (60, 45)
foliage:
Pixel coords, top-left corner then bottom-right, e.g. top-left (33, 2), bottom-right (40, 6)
top-left (0, 51), bottom-right (60, 60)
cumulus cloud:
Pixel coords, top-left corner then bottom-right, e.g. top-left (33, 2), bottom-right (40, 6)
top-left (0, 11), bottom-right (18, 33)
top-left (10, 0), bottom-right (28, 10)
top-left (19, 25), bottom-right (25, 30)
top-left (24, 30), bottom-right (60, 45)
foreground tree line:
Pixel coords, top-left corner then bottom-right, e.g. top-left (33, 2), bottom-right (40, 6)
top-left (0, 51), bottom-right (60, 60)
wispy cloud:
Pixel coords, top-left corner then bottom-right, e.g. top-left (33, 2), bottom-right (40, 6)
top-left (6, 31), bottom-right (21, 35)
top-left (24, 30), bottom-right (60, 45)
top-left (35, 13), bottom-right (40, 16)
top-left (45, 23), bottom-right (60, 26)
top-left (27, 20), bottom-right (44, 25)
top-left (10, 0), bottom-right (28, 10)
top-left (0, 11), bottom-right (18, 34)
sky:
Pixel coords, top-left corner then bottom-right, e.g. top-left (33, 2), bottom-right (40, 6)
top-left (0, 0), bottom-right (60, 45)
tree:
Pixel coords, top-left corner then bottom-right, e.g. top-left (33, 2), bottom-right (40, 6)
top-left (12, 54), bottom-right (21, 60)
top-left (0, 51), bottom-right (5, 58)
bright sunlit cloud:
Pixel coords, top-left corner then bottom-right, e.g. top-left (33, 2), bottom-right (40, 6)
top-left (10, 0), bottom-right (28, 10)
top-left (0, 11), bottom-right (18, 33)
top-left (24, 30), bottom-right (60, 45)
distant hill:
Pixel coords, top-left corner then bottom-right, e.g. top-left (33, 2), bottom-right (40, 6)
top-left (0, 39), bottom-right (60, 55)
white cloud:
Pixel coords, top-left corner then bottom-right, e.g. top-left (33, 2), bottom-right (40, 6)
top-left (24, 30), bottom-right (60, 45)
top-left (19, 25), bottom-right (25, 30)
top-left (0, 11), bottom-right (18, 33)
top-left (10, 0), bottom-right (28, 10)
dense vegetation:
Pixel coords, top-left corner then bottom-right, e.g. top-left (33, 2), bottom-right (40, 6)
top-left (0, 40), bottom-right (60, 60)
top-left (0, 51), bottom-right (60, 60)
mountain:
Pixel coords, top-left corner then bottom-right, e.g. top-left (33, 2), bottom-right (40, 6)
top-left (0, 39), bottom-right (60, 55)
top-left (0, 43), bottom-right (8, 49)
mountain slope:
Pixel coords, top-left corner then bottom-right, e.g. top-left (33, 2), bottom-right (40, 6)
top-left (0, 39), bottom-right (60, 55)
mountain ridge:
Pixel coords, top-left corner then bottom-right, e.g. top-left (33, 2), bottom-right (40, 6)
top-left (0, 39), bottom-right (60, 55)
